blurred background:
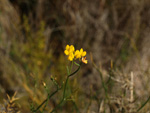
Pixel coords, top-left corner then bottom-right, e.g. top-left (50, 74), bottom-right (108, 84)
top-left (0, 0), bottom-right (150, 112)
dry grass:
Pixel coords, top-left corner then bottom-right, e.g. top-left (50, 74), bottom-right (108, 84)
top-left (0, 0), bottom-right (150, 112)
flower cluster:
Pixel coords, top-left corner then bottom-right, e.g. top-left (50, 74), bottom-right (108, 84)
top-left (64, 45), bottom-right (88, 64)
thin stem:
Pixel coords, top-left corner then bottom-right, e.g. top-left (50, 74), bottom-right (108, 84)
top-left (90, 53), bottom-right (108, 99)
top-left (68, 63), bottom-right (81, 77)
top-left (32, 89), bottom-right (58, 112)
top-left (63, 76), bottom-right (69, 99)
top-left (50, 77), bottom-right (69, 113)
top-left (32, 78), bottom-right (62, 112)
top-left (70, 61), bottom-right (74, 74)
top-left (50, 63), bottom-right (81, 113)
top-left (74, 61), bottom-right (80, 66)
top-left (72, 100), bottom-right (79, 113)
top-left (137, 96), bottom-right (150, 112)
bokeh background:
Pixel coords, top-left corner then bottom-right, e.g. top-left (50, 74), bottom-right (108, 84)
top-left (0, 0), bottom-right (150, 112)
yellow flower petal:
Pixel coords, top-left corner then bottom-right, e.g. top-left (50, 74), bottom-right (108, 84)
top-left (70, 45), bottom-right (75, 52)
top-left (64, 50), bottom-right (69, 55)
top-left (75, 50), bottom-right (81, 59)
top-left (80, 48), bottom-right (83, 53)
top-left (79, 48), bottom-right (86, 57)
top-left (82, 57), bottom-right (88, 64)
top-left (66, 45), bottom-right (70, 50)
top-left (81, 51), bottom-right (86, 56)
top-left (68, 53), bottom-right (74, 61)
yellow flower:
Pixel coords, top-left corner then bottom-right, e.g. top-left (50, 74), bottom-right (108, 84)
top-left (68, 52), bottom-right (74, 61)
top-left (82, 57), bottom-right (88, 64)
top-left (66, 45), bottom-right (70, 50)
top-left (75, 48), bottom-right (86, 59)
top-left (80, 48), bottom-right (86, 57)
top-left (70, 45), bottom-right (75, 52)
top-left (64, 45), bottom-right (70, 55)
top-left (75, 50), bottom-right (81, 59)
top-left (64, 45), bottom-right (75, 55)
top-left (64, 45), bottom-right (88, 64)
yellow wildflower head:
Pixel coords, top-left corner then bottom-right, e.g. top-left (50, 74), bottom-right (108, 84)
top-left (64, 45), bottom-right (75, 55)
top-left (64, 45), bottom-right (88, 64)
top-left (82, 57), bottom-right (88, 64)
top-left (80, 48), bottom-right (86, 57)
top-left (70, 45), bottom-right (75, 52)
top-left (75, 50), bottom-right (81, 59)
top-left (74, 48), bottom-right (86, 59)
top-left (66, 45), bottom-right (70, 49)
top-left (68, 52), bottom-right (74, 61)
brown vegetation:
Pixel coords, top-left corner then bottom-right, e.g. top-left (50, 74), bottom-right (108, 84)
top-left (0, 0), bottom-right (150, 112)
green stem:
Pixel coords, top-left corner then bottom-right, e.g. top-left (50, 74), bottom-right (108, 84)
top-left (32, 89), bottom-right (59, 113)
top-left (97, 69), bottom-right (108, 99)
top-left (50, 63), bottom-right (81, 113)
top-left (63, 76), bottom-right (69, 99)
top-left (50, 77), bottom-right (69, 113)
top-left (72, 100), bottom-right (79, 113)
top-left (74, 61), bottom-right (80, 66)
top-left (68, 63), bottom-right (81, 77)
top-left (137, 96), bottom-right (150, 112)
top-left (32, 78), bottom-right (61, 112)
top-left (70, 61), bottom-right (74, 74)
top-left (91, 55), bottom-right (108, 99)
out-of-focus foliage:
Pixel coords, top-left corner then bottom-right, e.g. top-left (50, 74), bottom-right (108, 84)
top-left (0, 0), bottom-right (150, 112)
